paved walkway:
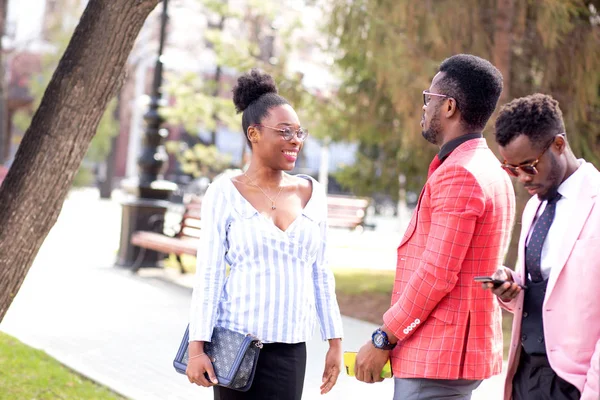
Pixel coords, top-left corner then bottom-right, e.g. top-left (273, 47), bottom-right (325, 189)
top-left (0, 189), bottom-right (506, 399)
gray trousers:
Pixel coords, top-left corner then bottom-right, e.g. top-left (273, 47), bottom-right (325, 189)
top-left (393, 377), bottom-right (482, 400)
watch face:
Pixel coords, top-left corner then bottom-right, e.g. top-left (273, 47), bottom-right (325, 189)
top-left (374, 333), bottom-right (384, 347)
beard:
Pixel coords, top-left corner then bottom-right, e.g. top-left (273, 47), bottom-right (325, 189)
top-left (538, 153), bottom-right (563, 201)
top-left (421, 104), bottom-right (442, 145)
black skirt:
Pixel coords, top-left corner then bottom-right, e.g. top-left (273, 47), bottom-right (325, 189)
top-left (214, 342), bottom-right (307, 400)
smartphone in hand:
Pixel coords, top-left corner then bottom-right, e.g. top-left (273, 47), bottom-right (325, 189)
top-left (343, 351), bottom-right (393, 379)
top-left (474, 276), bottom-right (527, 290)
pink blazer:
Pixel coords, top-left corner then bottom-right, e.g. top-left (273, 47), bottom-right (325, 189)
top-left (502, 162), bottom-right (600, 400)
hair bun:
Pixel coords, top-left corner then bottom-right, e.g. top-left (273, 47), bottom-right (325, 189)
top-left (232, 69), bottom-right (278, 113)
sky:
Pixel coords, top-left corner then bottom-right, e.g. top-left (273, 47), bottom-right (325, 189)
top-left (7, 0), bottom-right (46, 46)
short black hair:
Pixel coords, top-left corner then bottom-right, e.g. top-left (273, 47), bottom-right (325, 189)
top-left (437, 54), bottom-right (503, 131)
top-left (232, 69), bottom-right (289, 147)
top-left (495, 93), bottom-right (565, 149)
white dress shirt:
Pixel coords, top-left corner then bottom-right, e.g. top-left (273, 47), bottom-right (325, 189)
top-left (189, 174), bottom-right (344, 344)
top-left (526, 160), bottom-right (586, 280)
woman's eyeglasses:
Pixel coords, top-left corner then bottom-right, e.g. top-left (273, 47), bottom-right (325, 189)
top-left (253, 124), bottom-right (309, 142)
top-left (500, 135), bottom-right (561, 177)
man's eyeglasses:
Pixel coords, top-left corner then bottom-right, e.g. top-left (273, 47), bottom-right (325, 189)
top-left (423, 90), bottom-right (452, 107)
top-left (500, 135), bottom-right (562, 177)
top-left (253, 124), bottom-right (309, 142)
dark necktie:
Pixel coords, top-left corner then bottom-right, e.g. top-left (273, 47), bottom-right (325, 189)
top-left (525, 193), bottom-right (561, 282)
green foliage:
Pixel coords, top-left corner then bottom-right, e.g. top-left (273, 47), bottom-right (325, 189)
top-left (162, 72), bottom-right (238, 134)
top-left (324, 0), bottom-right (600, 198)
top-left (0, 332), bottom-right (124, 399)
top-left (163, 0), bottom-right (342, 161)
top-left (162, 0), bottom-right (261, 140)
top-left (165, 141), bottom-right (232, 180)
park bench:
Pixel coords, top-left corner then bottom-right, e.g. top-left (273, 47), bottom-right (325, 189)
top-left (130, 196), bottom-right (202, 272)
top-left (130, 194), bottom-right (371, 271)
top-left (326, 194), bottom-right (372, 232)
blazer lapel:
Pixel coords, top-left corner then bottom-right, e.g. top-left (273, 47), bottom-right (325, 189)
top-left (546, 165), bottom-right (598, 296)
top-left (399, 189), bottom-right (424, 247)
top-left (399, 140), bottom-right (484, 248)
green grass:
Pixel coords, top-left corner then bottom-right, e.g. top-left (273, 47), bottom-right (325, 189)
top-left (331, 268), bottom-right (395, 295)
top-left (0, 332), bottom-right (125, 400)
top-left (169, 255), bottom-right (396, 295)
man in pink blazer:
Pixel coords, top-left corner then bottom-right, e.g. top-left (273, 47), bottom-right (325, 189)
top-left (355, 54), bottom-right (516, 399)
top-left (489, 93), bottom-right (600, 400)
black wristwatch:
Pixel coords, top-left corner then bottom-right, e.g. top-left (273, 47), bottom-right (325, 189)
top-left (371, 328), bottom-right (396, 350)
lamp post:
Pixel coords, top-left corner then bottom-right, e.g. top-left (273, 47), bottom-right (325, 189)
top-left (116, 0), bottom-right (177, 269)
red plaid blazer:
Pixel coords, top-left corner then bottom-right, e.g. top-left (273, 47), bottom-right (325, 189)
top-left (383, 138), bottom-right (515, 380)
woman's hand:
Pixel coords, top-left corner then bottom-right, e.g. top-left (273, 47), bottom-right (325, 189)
top-left (320, 338), bottom-right (342, 394)
top-left (186, 341), bottom-right (218, 387)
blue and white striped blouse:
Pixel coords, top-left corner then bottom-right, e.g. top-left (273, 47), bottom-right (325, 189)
top-left (189, 174), bottom-right (344, 344)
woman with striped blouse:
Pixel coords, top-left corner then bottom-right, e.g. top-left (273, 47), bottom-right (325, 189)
top-left (186, 69), bottom-right (344, 399)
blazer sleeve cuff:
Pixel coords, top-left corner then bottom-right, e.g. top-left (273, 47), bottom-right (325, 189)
top-left (383, 304), bottom-right (421, 342)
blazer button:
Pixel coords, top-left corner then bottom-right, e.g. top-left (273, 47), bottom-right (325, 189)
top-left (521, 334), bottom-right (527, 341)
top-left (523, 312), bottom-right (528, 318)
top-left (537, 337), bottom-right (544, 343)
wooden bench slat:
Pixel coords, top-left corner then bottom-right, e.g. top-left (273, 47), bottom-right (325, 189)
top-left (180, 226), bottom-right (201, 238)
top-left (182, 218), bottom-right (201, 230)
top-left (326, 195), bottom-right (370, 230)
top-left (131, 231), bottom-right (198, 256)
top-left (130, 193), bottom-right (372, 268)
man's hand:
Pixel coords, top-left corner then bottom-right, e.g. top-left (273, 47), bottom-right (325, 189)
top-left (483, 267), bottom-right (522, 302)
top-left (320, 339), bottom-right (342, 394)
top-left (354, 341), bottom-right (389, 384)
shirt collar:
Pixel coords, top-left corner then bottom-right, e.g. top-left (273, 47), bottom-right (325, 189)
top-left (438, 132), bottom-right (483, 162)
top-left (295, 174), bottom-right (320, 222)
top-left (557, 159), bottom-right (586, 200)
top-left (227, 174), bottom-right (320, 221)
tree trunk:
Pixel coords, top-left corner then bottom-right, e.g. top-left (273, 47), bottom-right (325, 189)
top-left (492, 0), bottom-right (515, 104)
top-left (0, 0), bottom-right (8, 164)
top-left (491, 0), bottom-right (521, 269)
top-left (0, 0), bottom-right (160, 322)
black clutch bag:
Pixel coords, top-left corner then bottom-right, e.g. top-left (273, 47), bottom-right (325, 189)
top-left (173, 325), bottom-right (263, 392)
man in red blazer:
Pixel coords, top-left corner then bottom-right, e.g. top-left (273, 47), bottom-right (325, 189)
top-left (488, 94), bottom-right (600, 400)
top-left (355, 54), bottom-right (516, 399)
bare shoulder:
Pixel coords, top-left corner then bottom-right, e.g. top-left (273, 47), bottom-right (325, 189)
top-left (230, 173), bottom-right (245, 186)
top-left (288, 174), bottom-right (315, 201)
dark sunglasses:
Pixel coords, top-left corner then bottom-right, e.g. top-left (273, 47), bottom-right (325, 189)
top-left (252, 124), bottom-right (309, 142)
top-left (500, 135), bottom-right (562, 177)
